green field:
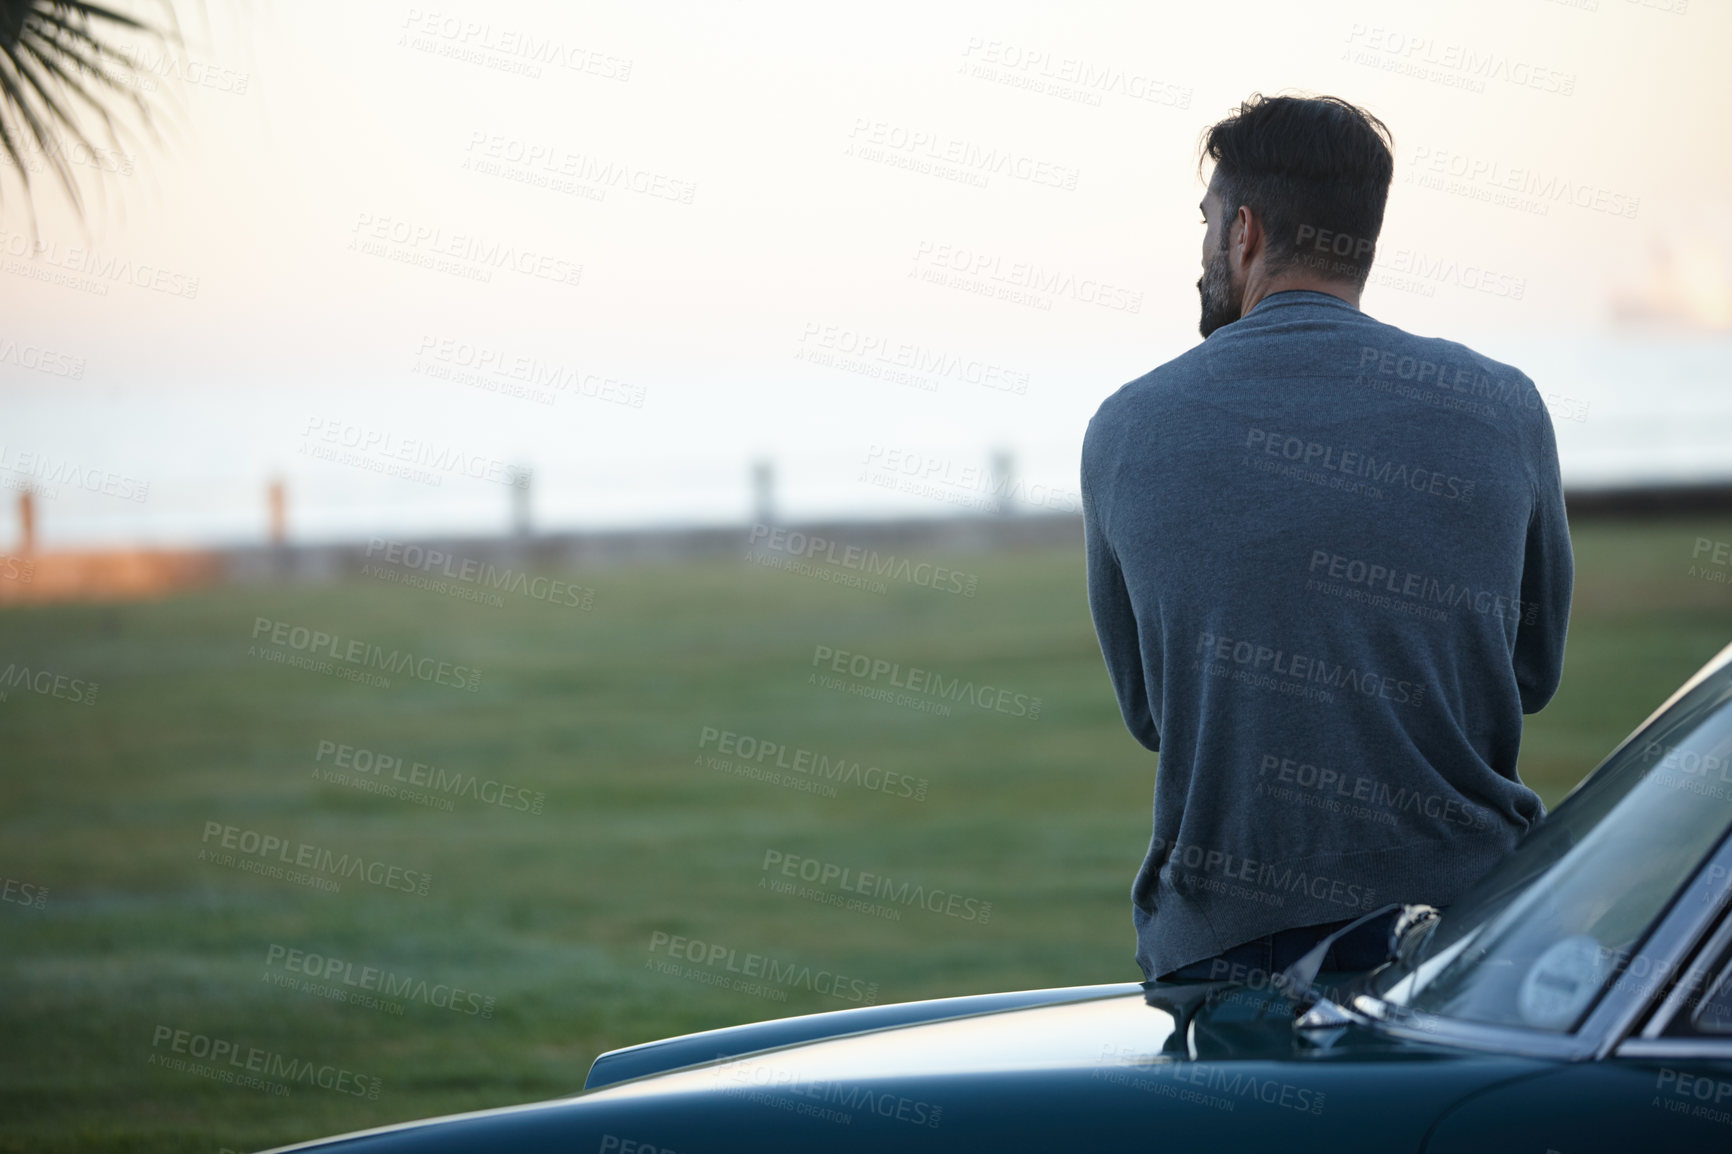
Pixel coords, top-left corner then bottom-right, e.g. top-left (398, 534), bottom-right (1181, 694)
top-left (2, 519), bottom-right (1731, 1152)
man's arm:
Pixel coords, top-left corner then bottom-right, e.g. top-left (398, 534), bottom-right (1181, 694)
top-left (1082, 430), bottom-right (1161, 751)
top-left (1515, 405), bottom-right (1573, 713)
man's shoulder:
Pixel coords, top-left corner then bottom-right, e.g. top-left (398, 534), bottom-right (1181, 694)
top-left (1367, 320), bottom-right (1537, 390)
top-left (1363, 320), bottom-right (1553, 437)
top-left (1083, 349), bottom-right (1202, 469)
top-left (1240, 303), bottom-right (1550, 437)
top-left (1090, 344), bottom-right (1208, 422)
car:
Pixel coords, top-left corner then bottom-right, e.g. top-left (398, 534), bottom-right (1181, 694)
top-left (267, 639), bottom-right (1732, 1153)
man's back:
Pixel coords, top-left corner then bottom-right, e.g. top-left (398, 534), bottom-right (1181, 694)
top-left (1082, 289), bottom-right (1572, 981)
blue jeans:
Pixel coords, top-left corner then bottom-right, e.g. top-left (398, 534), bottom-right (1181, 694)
top-left (1157, 910), bottom-right (1400, 983)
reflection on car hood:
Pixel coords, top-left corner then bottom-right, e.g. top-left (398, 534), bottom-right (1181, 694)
top-left (589, 979), bottom-right (1442, 1099)
top-left (584, 981), bottom-right (1157, 1088)
top-left (594, 985), bottom-right (1189, 1098)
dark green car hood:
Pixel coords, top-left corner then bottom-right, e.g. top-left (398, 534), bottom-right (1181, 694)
top-left (266, 981), bottom-right (1549, 1153)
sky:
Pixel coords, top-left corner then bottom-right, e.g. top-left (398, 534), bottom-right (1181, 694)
top-left (2, 0), bottom-right (1730, 547)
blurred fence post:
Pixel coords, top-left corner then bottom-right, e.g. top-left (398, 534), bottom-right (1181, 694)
top-left (268, 478), bottom-right (287, 546)
top-left (752, 459), bottom-right (775, 527)
top-left (989, 449), bottom-right (1016, 518)
top-left (18, 488), bottom-right (37, 554)
top-left (511, 466), bottom-right (533, 538)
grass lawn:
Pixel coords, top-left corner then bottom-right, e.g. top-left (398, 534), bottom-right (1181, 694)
top-left (1, 516), bottom-right (1730, 1152)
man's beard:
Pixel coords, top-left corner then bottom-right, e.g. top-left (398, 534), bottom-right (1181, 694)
top-left (1196, 237), bottom-right (1241, 338)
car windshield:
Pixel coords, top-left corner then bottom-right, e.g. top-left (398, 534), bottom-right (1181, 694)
top-left (1369, 657), bottom-right (1732, 1033)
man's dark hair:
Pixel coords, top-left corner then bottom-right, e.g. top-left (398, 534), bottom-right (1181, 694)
top-left (1199, 93), bottom-right (1394, 290)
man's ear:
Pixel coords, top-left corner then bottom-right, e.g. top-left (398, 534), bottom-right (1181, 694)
top-left (1232, 205), bottom-right (1261, 271)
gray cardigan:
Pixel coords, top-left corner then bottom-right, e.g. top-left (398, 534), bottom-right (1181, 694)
top-left (1081, 289), bottom-right (1572, 981)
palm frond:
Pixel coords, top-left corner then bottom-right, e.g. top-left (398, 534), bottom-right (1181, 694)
top-left (0, 0), bottom-right (176, 229)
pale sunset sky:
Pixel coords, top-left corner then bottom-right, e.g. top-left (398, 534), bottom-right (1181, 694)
top-left (2, 0), bottom-right (1728, 545)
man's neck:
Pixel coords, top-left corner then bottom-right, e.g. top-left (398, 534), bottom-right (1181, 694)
top-left (1240, 275), bottom-right (1361, 317)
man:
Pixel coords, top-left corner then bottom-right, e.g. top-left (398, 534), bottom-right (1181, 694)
top-left (1081, 93), bottom-right (1572, 984)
